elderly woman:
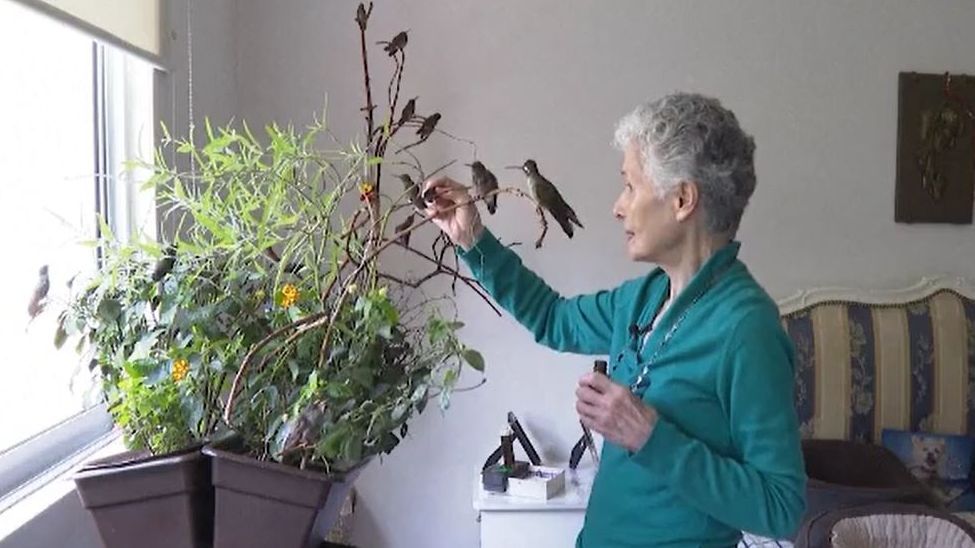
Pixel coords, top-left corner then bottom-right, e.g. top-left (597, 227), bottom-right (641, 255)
top-left (425, 92), bottom-right (806, 547)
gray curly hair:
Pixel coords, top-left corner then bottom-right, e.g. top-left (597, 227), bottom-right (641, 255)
top-left (613, 92), bottom-right (757, 235)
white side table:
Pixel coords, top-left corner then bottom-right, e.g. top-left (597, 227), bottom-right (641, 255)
top-left (473, 464), bottom-right (596, 548)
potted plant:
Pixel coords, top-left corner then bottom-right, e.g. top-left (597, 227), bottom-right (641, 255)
top-left (59, 232), bottom-right (232, 548)
top-left (58, 4), bottom-right (550, 547)
top-left (53, 4), bottom-right (476, 548)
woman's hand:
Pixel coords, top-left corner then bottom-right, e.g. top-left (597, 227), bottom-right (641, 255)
top-left (423, 176), bottom-right (484, 250)
top-left (576, 372), bottom-right (658, 453)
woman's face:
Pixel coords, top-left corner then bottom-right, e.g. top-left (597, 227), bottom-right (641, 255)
top-left (613, 142), bottom-right (683, 263)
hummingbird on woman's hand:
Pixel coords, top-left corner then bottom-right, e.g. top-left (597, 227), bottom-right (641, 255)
top-left (467, 161), bottom-right (499, 215)
top-left (397, 174), bottom-right (426, 211)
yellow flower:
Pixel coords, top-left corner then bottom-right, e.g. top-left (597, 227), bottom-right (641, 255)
top-left (359, 181), bottom-right (377, 202)
top-left (280, 283), bottom-right (300, 308)
top-left (172, 358), bottom-right (190, 382)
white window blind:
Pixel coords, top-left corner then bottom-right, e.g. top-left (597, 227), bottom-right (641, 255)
top-left (11, 0), bottom-right (162, 65)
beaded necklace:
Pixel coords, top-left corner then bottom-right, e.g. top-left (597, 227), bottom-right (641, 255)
top-left (629, 263), bottom-right (733, 396)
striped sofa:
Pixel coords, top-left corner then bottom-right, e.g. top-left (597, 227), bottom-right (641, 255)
top-left (778, 277), bottom-right (975, 442)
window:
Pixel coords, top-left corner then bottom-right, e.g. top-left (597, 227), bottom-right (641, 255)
top-left (0, 0), bottom-right (155, 507)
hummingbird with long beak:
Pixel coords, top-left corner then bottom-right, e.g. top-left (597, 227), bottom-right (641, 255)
top-left (507, 159), bottom-right (583, 240)
top-left (467, 161), bottom-right (499, 215)
top-left (27, 265), bottom-right (50, 319)
top-left (415, 113), bottom-right (441, 141)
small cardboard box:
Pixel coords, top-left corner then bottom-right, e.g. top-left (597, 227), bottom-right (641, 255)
top-left (506, 466), bottom-right (565, 500)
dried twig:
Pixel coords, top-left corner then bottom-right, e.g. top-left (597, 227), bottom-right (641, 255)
top-left (358, 3), bottom-right (376, 142)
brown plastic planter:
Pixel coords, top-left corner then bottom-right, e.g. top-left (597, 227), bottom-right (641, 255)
top-left (203, 439), bottom-right (365, 548)
top-left (73, 445), bottom-right (213, 548)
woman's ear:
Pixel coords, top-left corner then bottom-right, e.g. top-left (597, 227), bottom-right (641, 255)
top-left (673, 181), bottom-right (700, 222)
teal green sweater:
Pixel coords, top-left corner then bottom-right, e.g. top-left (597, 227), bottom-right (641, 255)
top-left (459, 230), bottom-right (806, 548)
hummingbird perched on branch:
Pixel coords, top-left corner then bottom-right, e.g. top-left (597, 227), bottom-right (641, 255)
top-left (466, 161), bottom-right (499, 215)
top-left (281, 400), bottom-right (327, 460)
top-left (507, 159), bottom-right (583, 239)
top-left (378, 31), bottom-right (408, 56)
top-left (397, 97), bottom-right (417, 127)
top-left (151, 245), bottom-right (177, 282)
top-left (415, 113), bottom-right (441, 141)
top-left (355, 3), bottom-right (372, 31)
top-left (27, 265), bottom-right (50, 319)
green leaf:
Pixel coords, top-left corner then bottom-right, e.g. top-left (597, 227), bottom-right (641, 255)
top-left (443, 369), bottom-right (458, 387)
top-left (145, 361), bottom-right (170, 385)
top-left (461, 349), bottom-right (485, 372)
top-left (342, 431), bottom-right (364, 463)
top-left (391, 402), bottom-right (409, 422)
top-left (350, 368), bottom-right (373, 389)
top-left (96, 298), bottom-right (122, 322)
top-left (321, 426), bottom-right (348, 459)
top-left (129, 331), bottom-right (160, 362)
top-left (410, 384), bottom-right (428, 402)
top-left (54, 315), bottom-right (69, 349)
top-left (326, 382), bottom-right (352, 400)
top-left (97, 215), bottom-right (116, 244)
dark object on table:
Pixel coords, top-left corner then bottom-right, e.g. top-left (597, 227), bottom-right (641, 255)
top-left (501, 428), bottom-right (516, 467)
top-left (506, 412), bottom-right (542, 465)
top-left (482, 412), bottom-right (542, 470)
top-left (481, 461), bottom-right (531, 494)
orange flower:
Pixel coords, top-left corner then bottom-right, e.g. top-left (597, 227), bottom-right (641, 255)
top-left (280, 283), bottom-right (300, 308)
top-left (172, 358), bottom-right (190, 382)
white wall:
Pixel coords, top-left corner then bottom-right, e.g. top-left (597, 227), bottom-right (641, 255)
top-left (228, 1), bottom-right (975, 547)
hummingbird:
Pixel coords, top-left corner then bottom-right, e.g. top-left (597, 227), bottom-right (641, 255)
top-left (151, 245), bottom-right (177, 282)
top-left (355, 3), bottom-right (371, 31)
top-left (27, 265), bottom-right (50, 319)
top-left (416, 113), bottom-right (441, 141)
top-left (378, 31), bottom-right (408, 56)
top-left (397, 174), bottom-right (425, 211)
top-left (467, 161), bottom-right (499, 215)
top-left (281, 401), bottom-right (327, 458)
top-left (397, 97), bottom-right (417, 127)
top-left (507, 159), bottom-right (583, 239)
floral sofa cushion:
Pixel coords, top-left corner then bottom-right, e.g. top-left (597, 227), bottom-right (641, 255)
top-left (781, 289), bottom-right (975, 442)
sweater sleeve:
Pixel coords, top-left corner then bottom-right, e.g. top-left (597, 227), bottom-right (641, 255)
top-left (629, 308), bottom-right (807, 539)
top-left (457, 229), bottom-right (622, 355)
